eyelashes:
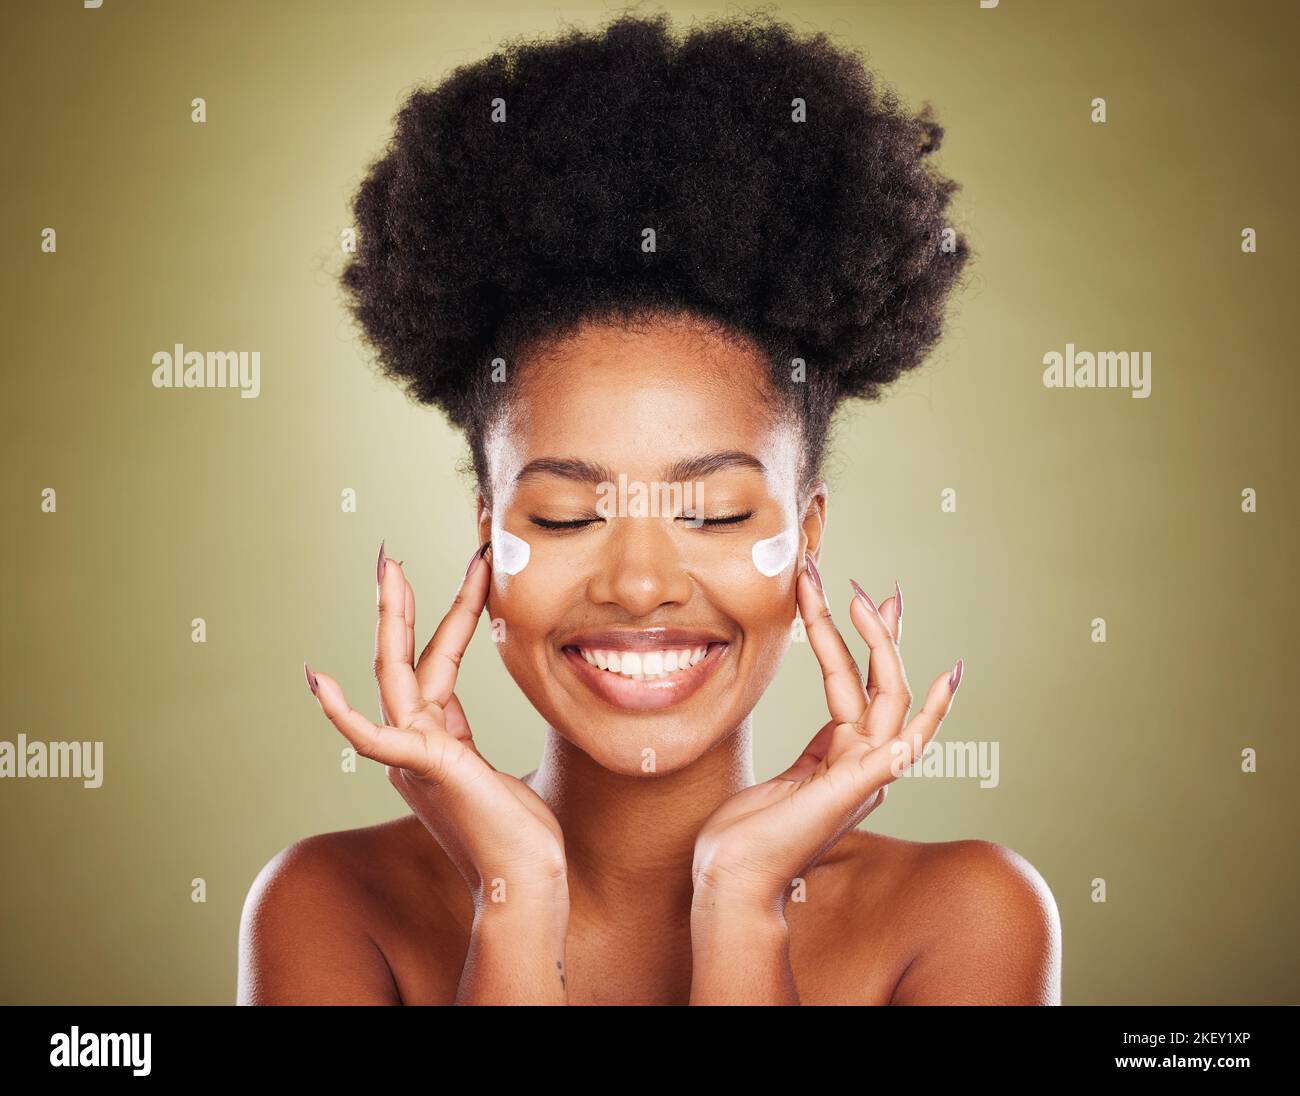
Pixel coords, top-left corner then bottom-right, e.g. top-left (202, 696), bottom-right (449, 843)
top-left (528, 516), bottom-right (599, 531)
top-left (529, 511), bottom-right (754, 531)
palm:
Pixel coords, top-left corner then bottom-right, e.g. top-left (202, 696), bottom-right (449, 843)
top-left (307, 544), bottom-right (566, 887)
top-left (693, 567), bottom-right (962, 907)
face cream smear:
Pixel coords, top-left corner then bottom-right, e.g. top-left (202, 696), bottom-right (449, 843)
top-left (751, 527), bottom-right (798, 577)
top-left (749, 425), bottom-right (802, 577)
top-left (492, 526), bottom-right (532, 576)
top-left (483, 408), bottom-right (533, 579)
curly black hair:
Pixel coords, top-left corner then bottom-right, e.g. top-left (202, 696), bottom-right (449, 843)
top-left (341, 8), bottom-right (970, 491)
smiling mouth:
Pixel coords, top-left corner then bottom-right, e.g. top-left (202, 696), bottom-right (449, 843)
top-left (560, 641), bottom-right (730, 712)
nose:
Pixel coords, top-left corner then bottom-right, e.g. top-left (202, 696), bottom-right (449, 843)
top-left (585, 514), bottom-right (693, 616)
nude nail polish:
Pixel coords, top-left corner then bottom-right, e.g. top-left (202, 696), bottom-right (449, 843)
top-left (464, 540), bottom-right (491, 579)
top-left (377, 540), bottom-right (387, 584)
top-left (304, 662), bottom-right (319, 696)
top-left (849, 579), bottom-right (876, 613)
top-left (948, 658), bottom-right (964, 693)
top-left (804, 552), bottom-right (822, 590)
top-left (894, 580), bottom-right (903, 621)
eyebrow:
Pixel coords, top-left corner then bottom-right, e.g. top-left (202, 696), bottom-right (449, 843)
top-left (513, 449), bottom-right (767, 487)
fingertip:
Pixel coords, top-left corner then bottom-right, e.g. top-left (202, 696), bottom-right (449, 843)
top-left (802, 552), bottom-right (822, 592)
top-left (310, 668), bottom-right (342, 706)
top-left (462, 540), bottom-right (492, 585)
top-left (848, 578), bottom-right (877, 614)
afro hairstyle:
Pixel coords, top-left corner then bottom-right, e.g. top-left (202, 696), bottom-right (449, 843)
top-left (340, 8), bottom-right (971, 487)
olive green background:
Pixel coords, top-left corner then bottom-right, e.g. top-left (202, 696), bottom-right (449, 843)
top-left (2, 0), bottom-right (1296, 1004)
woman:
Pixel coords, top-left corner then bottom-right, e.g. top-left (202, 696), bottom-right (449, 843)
top-left (238, 10), bottom-right (1061, 1005)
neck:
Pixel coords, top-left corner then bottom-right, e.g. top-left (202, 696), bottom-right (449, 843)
top-left (525, 718), bottom-right (755, 924)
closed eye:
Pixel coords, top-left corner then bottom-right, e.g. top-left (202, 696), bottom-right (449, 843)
top-left (529, 516), bottom-right (602, 530)
top-left (530, 511), bottom-right (754, 530)
top-left (679, 511), bottom-right (754, 526)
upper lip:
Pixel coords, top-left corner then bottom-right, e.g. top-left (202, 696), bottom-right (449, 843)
top-left (561, 627), bottom-right (729, 652)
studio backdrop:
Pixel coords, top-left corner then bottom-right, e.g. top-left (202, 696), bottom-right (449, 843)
top-left (1, 0), bottom-right (1296, 1004)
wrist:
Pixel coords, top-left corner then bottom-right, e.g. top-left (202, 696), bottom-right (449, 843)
top-left (691, 872), bottom-right (785, 923)
top-left (690, 896), bottom-right (787, 950)
top-left (460, 900), bottom-right (570, 1006)
top-left (472, 862), bottom-right (570, 911)
top-left (473, 885), bottom-right (570, 930)
top-left (688, 902), bottom-right (795, 1005)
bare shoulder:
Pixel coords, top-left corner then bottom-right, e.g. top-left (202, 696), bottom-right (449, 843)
top-left (882, 832), bottom-right (1061, 1004)
top-left (237, 816), bottom-right (466, 1004)
top-left (794, 832), bottom-right (1061, 1005)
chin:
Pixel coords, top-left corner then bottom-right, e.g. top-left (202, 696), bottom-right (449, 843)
top-left (554, 716), bottom-right (741, 777)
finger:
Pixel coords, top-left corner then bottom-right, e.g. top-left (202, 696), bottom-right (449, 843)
top-left (443, 691), bottom-right (472, 742)
top-left (860, 581), bottom-right (901, 703)
top-left (871, 594), bottom-right (898, 704)
top-left (859, 662), bottom-right (961, 790)
top-left (848, 580), bottom-right (913, 745)
top-left (404, 574), bottom-right (416, 666)
top-left (310, 667), bottom-right (432, 773)
top-left (878, 580), bottom-right (902, 644)
top-left (375, 542), bottom-right (423, 726)
top-left (797, 554), bottom-right (869, 726)
top-left (415, 542), bottom-right (491, 706)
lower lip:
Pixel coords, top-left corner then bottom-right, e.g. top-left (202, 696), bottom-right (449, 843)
top-left (561, 644), bottom-right (729, 712)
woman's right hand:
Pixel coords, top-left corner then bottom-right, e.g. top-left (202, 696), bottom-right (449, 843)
top-left (304, 542), bottom-right (568, 913)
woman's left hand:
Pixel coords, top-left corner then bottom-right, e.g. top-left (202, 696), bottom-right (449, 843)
top-left (691, 554), bottom-right (963, 918)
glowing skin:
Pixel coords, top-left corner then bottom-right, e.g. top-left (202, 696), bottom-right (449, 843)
top-left (474, 315), bottom-right (826, 778)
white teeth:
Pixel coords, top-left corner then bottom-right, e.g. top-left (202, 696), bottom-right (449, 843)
top-left (574, 644), bottom-right (714, 679)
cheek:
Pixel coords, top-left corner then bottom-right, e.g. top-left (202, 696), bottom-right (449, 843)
top-left (486, 564), bottom-right (565, 665)
top-left (692, 551), bottom-right (798, 660)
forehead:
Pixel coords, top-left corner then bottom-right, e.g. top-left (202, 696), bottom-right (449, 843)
top-left (491, 318), bottom-right (786, 481)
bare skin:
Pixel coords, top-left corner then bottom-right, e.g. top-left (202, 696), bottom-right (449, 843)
top-left (238, 816), bottom-right (1059, 1005)
top-left (238, 314), bottom-right (1061, 1005)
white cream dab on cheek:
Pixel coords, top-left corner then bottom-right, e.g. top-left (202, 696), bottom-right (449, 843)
top-left (751, 528), bottom-right (797, 577)
top-left (493, 527), bottom-right (532, 576)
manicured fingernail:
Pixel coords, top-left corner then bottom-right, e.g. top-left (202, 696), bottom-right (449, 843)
top-left (948, 658), bottom-right (963, 693)
top-left (304, 662), bottom-right (319, 696)
top-left (377, 540), bottom-right (387, 584)
top-left (464, 540), bottom-right (491, 579)
top-left (804, 552), bottom-right (822, 590)
top-left (849, 579), bottom-right (876, 613)
top-left (894, 580), bottom-right (903, 621)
